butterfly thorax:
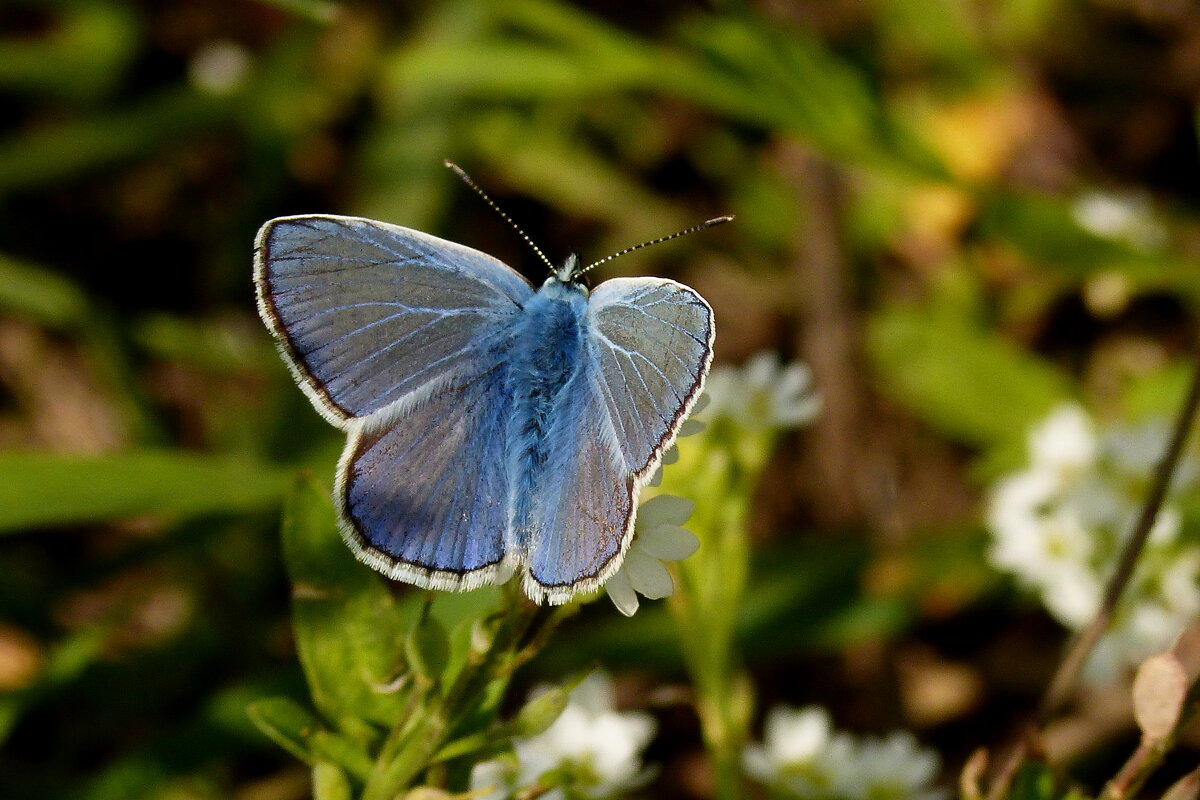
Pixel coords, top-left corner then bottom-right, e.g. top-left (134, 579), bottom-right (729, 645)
top-left (505, 279), bottom-right (589, 549)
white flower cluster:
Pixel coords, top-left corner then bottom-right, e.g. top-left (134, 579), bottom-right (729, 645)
top-left (987, 404), bottom-right (1200, 678)
top-left (743, 706), bottom-right (944, 800)
top-left (470, 672), bottom-right (655, 800)
top-left (700, 352), bottom-right (821, 431)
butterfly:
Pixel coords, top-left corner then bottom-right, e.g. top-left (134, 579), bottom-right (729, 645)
top-left (254, 163), bottom-right (723, 604)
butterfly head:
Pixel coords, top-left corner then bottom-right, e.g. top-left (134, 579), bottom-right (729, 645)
top-left (549, 253), bottom-right (586, 289)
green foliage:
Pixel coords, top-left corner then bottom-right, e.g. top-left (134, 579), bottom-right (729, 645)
top-left (0, 3), bottom-right (137, 101)
top-left (1009, 762), bottom-right (1060, 800)
top-left (868, 301), bottom-right (1070, 449)
top-left (247, 479), bottom-right (579, 798)
top-left (280, 477), bottom-right (409, 725)
top-left (0, 451), bottom-right (292, 532)
top-left (246, 696), bottom-right (320, 763)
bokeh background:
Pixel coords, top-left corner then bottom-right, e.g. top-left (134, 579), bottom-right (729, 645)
top-left (3, 0), bottom-right (1200, 798)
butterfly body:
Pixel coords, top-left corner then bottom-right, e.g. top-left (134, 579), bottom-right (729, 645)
top-left (505, 275), bottom-right (592, 548)
top-left (255, 214), bottom-right (713, 604)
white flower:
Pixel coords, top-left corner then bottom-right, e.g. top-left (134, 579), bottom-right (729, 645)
top-left (701, 352), bottom-right (820, 430)
top-left (986, 472), bottom-right (1094, 585)
top-left (605, 494), bottom-right (699, 616)
top-left (1040, 562), bottom-right (1102, 628)
top-left (188, 40), bottom-right (252, 96)
top-left (471, 672), bottom-right (656, 800)
top-left (1072, 474), bottom-right (1127, 529)
top-left (744, 706), bottom-right (831, 772)
top-left (1159, 548), bottom-right (1200, 614)
top-left (986, 469), bottom-right (1058, 545)
top-left (1028, 404), bottom-right (1096, 480)
top-left (1070, 190), bottom-right (1167, 252)
top-left (1034, 507), bottom-right (1094, 578)
top-left (469, 758), bottom-right (517, 800)
top-left (744, 705), bottom-right (943, 800)
top-left (836, 732), bottom-right (945, 800)
top-left (743, 706), bottom-right (840, 798)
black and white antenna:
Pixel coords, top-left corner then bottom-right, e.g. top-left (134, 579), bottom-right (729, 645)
top-left (446, 159), bottom-right (733, 279)
top-left (577, 215), bottom-right (734, 278)
top-left (444, 160), bottom-right (555, 272)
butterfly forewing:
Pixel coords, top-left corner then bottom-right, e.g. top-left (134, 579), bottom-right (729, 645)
top-left (255, 215), bottom-right (534, 425)
top-left (585, 278), bottom-right (714, 475)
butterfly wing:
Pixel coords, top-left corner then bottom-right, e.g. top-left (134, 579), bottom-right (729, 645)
top-left (524, 277), bottom-right (714, 603)
top-left (522, 358), bottom-right (633, 603)
top-left (255, 214), bottom-right (534, 426)
top-left (256, 214), bottom-right (534, 585)
top-left (586, 277), bottom-right (714, 475)
top-left (337, 363), bottom-right (515, 588)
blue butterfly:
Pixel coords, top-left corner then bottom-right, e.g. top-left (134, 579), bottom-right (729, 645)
top-left (255, 165), bottom-right (721, 604)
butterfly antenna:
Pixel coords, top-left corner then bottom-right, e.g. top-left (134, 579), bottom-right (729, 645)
top-left (578, 215), bottom-right (735, 277)
top-left (444, 160), bottom-right (555, 272)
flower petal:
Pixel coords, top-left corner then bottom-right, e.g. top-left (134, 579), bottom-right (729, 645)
top-left (624, 551), bottom-right (673, 599)
top-left (638, 494), bottom-right (695, 527)
top-left (605, 569), bottom-right (639, 616)
top-left (639, 525), bottom-right (699, 561)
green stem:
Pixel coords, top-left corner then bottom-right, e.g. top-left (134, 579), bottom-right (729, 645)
top-left (363, 591), bottom-right (557, 800)
top-left (667, 425), bottom-right (769, 800)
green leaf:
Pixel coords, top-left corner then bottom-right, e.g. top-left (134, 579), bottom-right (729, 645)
top-left (312, 730), bottom-right (376, 780)
top-left (0, 4), bottom-right (137, 101)
top-left (1009, 761), bottom-right (1059, 800)
top-left (0, 252), bottom-right (91, 328)
top-left (0, 624), bottom-right (108, 745)
top-left (405, 601), bottom-right (450, 685)
top-left (0, 451), bottom-right (292, 532)
top-left (245, 697), bottom-right (375, 781)
top-left (314, 762), bottom-right (354, 800)
top-left (131, 313), bottom-right (276, 372)
top-left (0, 88), bottom-right (229, 193)
top-left (281, 477), bottom-right (408, 725)
top-left (246, 697), bottom-right (320, 763)
top-left (259, 0), bottom-right (342, 23)
top-left (511, 685), bottom-right (569, 737)
top-left (980, 190), bottom-right (1148, 277)
top-left (867, 305), bottom-right (1070, 448)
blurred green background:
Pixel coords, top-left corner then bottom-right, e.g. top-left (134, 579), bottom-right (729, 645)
top-left (2, 0), bottom-right (1199, 797)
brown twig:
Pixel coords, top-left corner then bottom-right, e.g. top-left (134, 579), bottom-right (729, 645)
top-left (987, 343), bottom-right (1200, 800)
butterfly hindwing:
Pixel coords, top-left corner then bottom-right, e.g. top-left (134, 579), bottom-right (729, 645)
top-left (523, 357), bottom-right (632, 603)
top-left (255, 215), bottom-right (534, 425)
top-left (336, 363), bottom-right (515, 588)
